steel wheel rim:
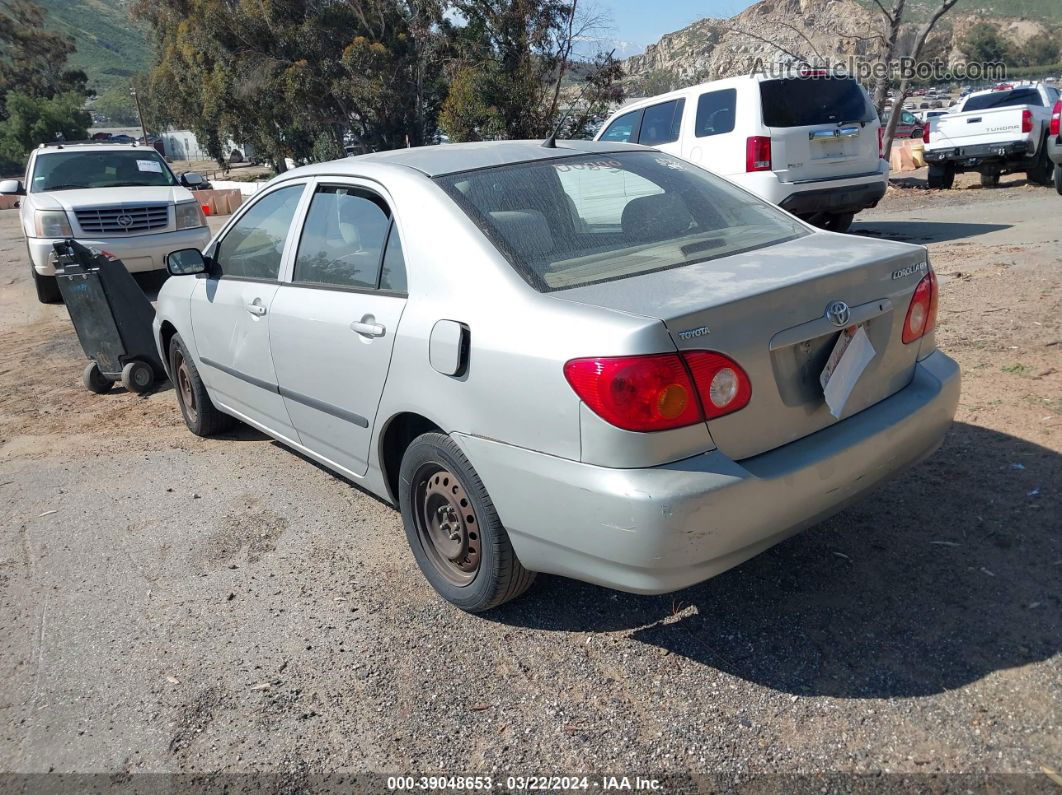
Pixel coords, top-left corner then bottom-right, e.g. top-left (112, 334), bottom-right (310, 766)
top-left (175, 351), bottom-right (198, 422)
top-left (413, 464), bottom-right (481, 586)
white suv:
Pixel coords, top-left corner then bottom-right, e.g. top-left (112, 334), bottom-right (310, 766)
top-left (596, 72), bottom-right (888, 233)
top-left (0, 142), bottom-right (211, 302)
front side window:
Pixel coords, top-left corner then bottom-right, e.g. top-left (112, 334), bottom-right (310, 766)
top-left (599, 109), bottom-right (641, 143)
top-left (437, 151), bottom-right (807, 292)
top-left (901, 111), bottom-right (917, 125)
top-left (695, 89), bottom-right (737, 137)
top-left (637, 99), bottom-right (685, 146)
top-left (214, 184), bottom-right (304, 280)
top-left (294, 186), bottom-right (392, 289)
top-left (30, 150), bottom-right (177, 192)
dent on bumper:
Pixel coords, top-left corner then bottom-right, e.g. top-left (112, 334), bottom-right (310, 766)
top-left (454, 351), bottom-right (961, 595)
top-left (29, 226), bottom-right (212, 275)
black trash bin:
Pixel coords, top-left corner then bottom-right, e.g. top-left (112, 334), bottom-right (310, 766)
top-left (52, 239), bottom-right (164, 394)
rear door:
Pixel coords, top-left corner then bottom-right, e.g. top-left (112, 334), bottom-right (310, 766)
top-left (268, 179), bottom-right (408, 478)
top-left (191, 181), bottom-right (307, 435)
top-left (759, 76), bottom-right (880, 184)
top-left (682, 87), bottom-right (744, 175)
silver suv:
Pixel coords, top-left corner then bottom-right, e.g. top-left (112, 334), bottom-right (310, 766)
top-left (0, 142), bottom-right (211, 302)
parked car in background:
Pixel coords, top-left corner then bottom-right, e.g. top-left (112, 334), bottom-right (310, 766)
top-left (883, 109), bottom-right (924, 139)
top-left (0, 142), bottom-right (211, 302)
top-left (154, 140), bottom-right (959, 612)
top-left (595, 71), bottom-right (888, 233)
top-left (924, 83), bottom-right (1060, 188)
top-left (1048, 98), bottom-right (1062, 194)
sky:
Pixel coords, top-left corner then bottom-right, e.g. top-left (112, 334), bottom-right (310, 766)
top-left (591, 0), bottom-right (757, 57)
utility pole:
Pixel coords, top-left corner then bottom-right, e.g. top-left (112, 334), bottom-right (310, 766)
top-left (130, 88), bottom-right (149, 145)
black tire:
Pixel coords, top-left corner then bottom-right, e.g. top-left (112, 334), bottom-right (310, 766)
top-left (121, 360), bottom-right (155, 394)
top-left (399, 432), bottom-right (535, 612)
top-left (821, 212), bottom-right (855, 233)
top-left (82, 361), bottom-right (113, 394)
top-left (927, 164), bottom-right (955, 190)
top-left (168, 334), bottom-right (235, 436)
top-left (1054, 163), bottom-right (1062, 196)
top-left (980, 172), bottom-right (1000, 188)
top-left (911, 128), bottom-right (923, 139)
top-left (1026, 143), bottom-right (1054, 187)
top-left (32, 268), bottom-right (61, 303)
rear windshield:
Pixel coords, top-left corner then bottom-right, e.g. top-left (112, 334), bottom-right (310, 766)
top-left (962, 88), bottom-right (1043, 111)
top-left (435, 151), bottom-right (807, 292)
top-left (30, 150), bottom-right (177, 193)
top-left (760, 77), bottom-right (875, 127)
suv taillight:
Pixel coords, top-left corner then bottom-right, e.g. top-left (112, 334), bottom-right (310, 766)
top-left (1050, 100), bottom-right (1061, 137)
top-left (564, 352), bottom-right (751, 432)
top-left (746, 136), bottom-right (772, 172)
top-left (1022, 108), bottom-right (1033, 134)
top-left (902, 271), bottom-right (938, 344)
top-left (923, 123), bottom-right (930, 145)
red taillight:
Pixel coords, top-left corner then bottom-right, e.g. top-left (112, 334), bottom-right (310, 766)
top-left (878, 127), bottom-right (885, 158)
top-left (564, 352), bottom-right (751, 432)
top-left (1050, 100), bottom-right (1061, 137)
top-left (682, 352), bottom-right (752, 419)
top-left (746, 136), bottom-right (772, 172)
top-left (902, 271), bottom-right (938, 344)
top-left (1022, 108), bottom-right (1033, 134)
top-left (923, 123), bottom-right (930, 145)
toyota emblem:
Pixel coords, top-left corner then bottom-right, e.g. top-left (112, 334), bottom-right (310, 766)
top-left (116, 214), bottom-right (134, 228)
top-left (825, 300), bottom-right (851, 327)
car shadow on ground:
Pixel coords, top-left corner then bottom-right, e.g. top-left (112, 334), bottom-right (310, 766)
top-left (488, 422), bottom-right (1060, 699)
top-left (853, 221), bottom-right (1010, 245)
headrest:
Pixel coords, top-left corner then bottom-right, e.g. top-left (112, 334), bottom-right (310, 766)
top-left (488, 210), bottom-right (553, 260)
top-left (621, 193), bottom-right (694, 244)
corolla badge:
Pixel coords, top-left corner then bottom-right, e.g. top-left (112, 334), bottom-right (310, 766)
top-left (825, 300), bottom-right (851, 327)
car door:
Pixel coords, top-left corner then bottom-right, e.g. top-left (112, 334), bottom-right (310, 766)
top-left (190, 181), bottom-right (308, 436)
top-left (268, 179), bottom-right (408, 478)
top-left (635, 97), bottom-right (685, 157)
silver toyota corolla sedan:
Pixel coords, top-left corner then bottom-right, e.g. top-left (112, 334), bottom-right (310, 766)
top-left (154, 140), bottom-right (960, 612)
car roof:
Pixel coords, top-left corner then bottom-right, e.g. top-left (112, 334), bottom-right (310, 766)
top-left (290, 139), bottom-right (649, 178)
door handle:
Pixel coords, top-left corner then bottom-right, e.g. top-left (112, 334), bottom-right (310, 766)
top-left (350, 320), bottom-right (385, 338)
top-left (247, 299), bottom-right (267, 317)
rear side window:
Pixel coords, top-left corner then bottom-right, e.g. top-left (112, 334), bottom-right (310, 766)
top-left (379, 225), bottom-right (407, 293)
top-left (963, 88), bottom-right (1043, 111)
top-left (294, 186), bottom-right (391, 289)
top-left (214, 184), bottom-right (304, 280)
top-left (695, 89), bottom-right (737, 137)
top-left (760, 77), bottom-right (875, 127)
top-left (637, 99), bottom-right (685, 146)
top-left (600, 110), bottom-right (641, 143)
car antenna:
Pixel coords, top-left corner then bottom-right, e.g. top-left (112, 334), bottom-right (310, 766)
top-left (542, 49), bottom-right (616, 149)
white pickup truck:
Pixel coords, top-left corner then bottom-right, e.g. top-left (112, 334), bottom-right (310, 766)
top-left (924, 83), bottom-right (1061, 189)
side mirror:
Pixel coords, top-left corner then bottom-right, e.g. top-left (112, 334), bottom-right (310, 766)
top-left (181, 172), bottom-right (205, 187)
top-left (0, 179), bottom-right (24, 196)
top-left (166, 248), bottom-right (208, 276)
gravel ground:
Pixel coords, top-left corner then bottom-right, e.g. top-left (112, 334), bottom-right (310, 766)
top-left (0, 181), bottom-right (1059, 791)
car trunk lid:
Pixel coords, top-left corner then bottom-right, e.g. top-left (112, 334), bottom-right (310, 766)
top-left (557, 233), bottom-right (930, 460)
top-left (759, 76), bottom-right (881, 185)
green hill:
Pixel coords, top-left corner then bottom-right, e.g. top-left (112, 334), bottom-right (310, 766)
top-left (856, 0), bottom-right (1062, 23)
top-left (37, 0), bottom-right (152, 95)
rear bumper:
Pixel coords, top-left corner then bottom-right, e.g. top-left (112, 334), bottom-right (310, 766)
top-left (454, 350), bottom-right (960, 595)
top-left (778, 178), bottom-right (887, 216)
top-left (28, 226), bottom-right (211, 276)
top-left (924, 139), bottom-right (1032, 169)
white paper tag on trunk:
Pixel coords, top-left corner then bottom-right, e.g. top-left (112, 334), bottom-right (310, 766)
top-left (822, 325), bottom-right (875, 419)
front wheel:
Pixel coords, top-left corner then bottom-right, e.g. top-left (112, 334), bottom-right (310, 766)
top-left (168, 334), bottom-right (235, 436)
top-left (32, 268), bottom-right (61, 304)
top-left (399, 432), bottom-right (535, 612)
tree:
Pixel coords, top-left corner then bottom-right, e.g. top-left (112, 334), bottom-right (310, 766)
top-left (963, 23), bottom-right (1013, 66)
top-left (92, 87), bottom-right (139, 127)
top-left (1014, 32), bottom-right (1059, 68)
top-left (135, 0), bottom-right (450, 169)
top-left (0, 91), bottom-right (91, 173)
top-left (0, 0), bottom-right (88, 119)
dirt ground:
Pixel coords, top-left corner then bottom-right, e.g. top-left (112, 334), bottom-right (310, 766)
top-left (0, 175), bottom-right (1058, 789)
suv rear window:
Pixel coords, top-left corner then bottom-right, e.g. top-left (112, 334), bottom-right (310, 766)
top-left (760, 77), bottom-right (875, 127)
top-left (963, 88), bottom-right (1043, 111)
top-left (435, 151), bottom-right (806, 292)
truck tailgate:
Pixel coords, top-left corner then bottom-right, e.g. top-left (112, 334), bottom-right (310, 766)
top-left (930, 107), bottom-right (1027, 150)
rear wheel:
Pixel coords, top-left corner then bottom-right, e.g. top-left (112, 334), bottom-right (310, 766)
top-left (399, 432), bottom-right (534, 612)
top-left (1055, 163), bottom-right (1062, 196)
top-left (980, 172), bottom-right (1000, 188)
top-left (32, 268), bottom-right (61, 303)
top-left (927, 163), bottom-right (955, 189)
top-left (169, 334), bottom-right (235, 436)
top-left (911, 128), bottom-right (923, 139)
top-left (821, 212), bottom-right (855, 233)
top-left (121, 360), bottom-right (155, 394)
